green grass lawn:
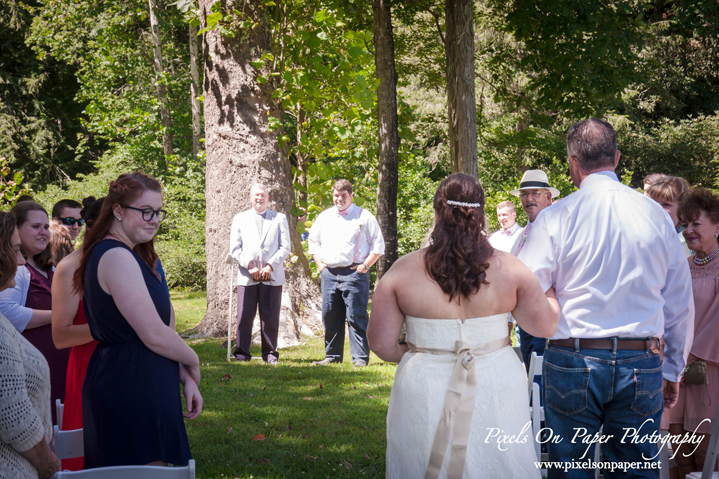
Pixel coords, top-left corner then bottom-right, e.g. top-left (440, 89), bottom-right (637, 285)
top-left (172, 291), bottom-right (397, 479)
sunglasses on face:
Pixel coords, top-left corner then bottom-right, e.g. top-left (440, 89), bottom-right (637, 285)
top-left (59, 217), bottom-right (85, 227)
top-left (122, 205), bottom-right (168, 222)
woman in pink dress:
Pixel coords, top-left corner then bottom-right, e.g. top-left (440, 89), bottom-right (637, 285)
top-left (51, 197), bottom-right (104, 471)
top-left (667, 188), bottom-right (719, 477)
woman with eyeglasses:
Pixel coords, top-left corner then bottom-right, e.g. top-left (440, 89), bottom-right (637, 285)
top-left (51, 196), bottom-right (103, 471)
top-left (0, 201), bottom-right (71, 425)
top-left (52, 199), bottom-right (85, 242)
top-left (74, 173), bottom-right (201, 468)
top-left (0, 211), bottom-right (61, 479)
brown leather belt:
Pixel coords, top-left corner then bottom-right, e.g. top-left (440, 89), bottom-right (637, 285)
top-left (548, 338), bottom-right (660, 353)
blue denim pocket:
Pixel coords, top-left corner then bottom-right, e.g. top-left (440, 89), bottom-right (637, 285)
top-left (545, 362), bottom-right (590, 415)
top-left (631, 366), bottom-right (663, 417)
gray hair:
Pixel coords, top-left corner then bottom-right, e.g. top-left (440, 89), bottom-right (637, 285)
top-left (250, 183), bottom-right (268, 195)
top-left (566, 118), bottom-right (617, 172)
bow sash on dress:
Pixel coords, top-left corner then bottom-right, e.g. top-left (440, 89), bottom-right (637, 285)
top-left (408, 337), bottom-right (508, 479)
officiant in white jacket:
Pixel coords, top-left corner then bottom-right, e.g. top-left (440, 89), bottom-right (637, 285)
top-left (229, 183), bottom-right (291, 364)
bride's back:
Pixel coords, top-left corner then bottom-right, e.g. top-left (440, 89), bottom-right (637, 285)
top-left (386, 248), bottom-right (522, 320)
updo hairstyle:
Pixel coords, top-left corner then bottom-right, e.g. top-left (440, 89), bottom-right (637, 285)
top-left (423, 173), bottom-right (494, 303)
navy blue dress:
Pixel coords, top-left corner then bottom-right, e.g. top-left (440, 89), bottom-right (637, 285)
top-left (82, 239), bottom-right (191, 468)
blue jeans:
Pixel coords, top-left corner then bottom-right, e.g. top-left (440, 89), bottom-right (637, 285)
top-left (320, 266), bottom-right (370, 363)
top-left (543, 343), bottom-right (663, 479)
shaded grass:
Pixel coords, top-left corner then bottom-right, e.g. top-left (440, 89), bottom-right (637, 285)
top-left (172, 291), bottom-right (397, 478)
top-left (171, 290), bottom-right (208, 334)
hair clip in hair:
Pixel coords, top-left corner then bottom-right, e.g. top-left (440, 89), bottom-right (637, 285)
top-left (447, 200), bottom-right (482, 208)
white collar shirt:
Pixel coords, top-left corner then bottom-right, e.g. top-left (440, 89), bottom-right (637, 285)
top-left (488, 222), bottom-right (522, 253)
top-left (308, 204), bottom-right (385, 267)
top-left (517, 170), bottom-right (694, 381)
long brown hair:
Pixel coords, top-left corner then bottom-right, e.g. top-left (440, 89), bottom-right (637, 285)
top-left (424, 173), bottom-right (494, 303)
top-left (49, 219), bottom-right (74, 265)
top-left (0, 212), bottom-right (18, 288)
top-left (10, 201), bottom-right (53, 271)
top-left (72, 173), bottom-right (162, 294)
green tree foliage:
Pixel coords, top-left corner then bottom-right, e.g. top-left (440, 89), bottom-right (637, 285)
top-left (0, 1), bottom-right (90, 187)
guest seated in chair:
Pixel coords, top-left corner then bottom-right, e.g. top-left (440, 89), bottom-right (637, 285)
top-left (0, 211), bottom-right (61, 479)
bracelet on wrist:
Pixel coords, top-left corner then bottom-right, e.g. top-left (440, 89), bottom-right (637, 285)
top-left (363, 263), bottom-right (370, 270)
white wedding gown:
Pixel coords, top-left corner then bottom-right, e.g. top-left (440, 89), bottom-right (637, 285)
top-left (386, 314), bottom-right (541, 479)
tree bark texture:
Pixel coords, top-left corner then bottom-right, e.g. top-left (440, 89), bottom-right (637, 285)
top-left (190, 25), bottom-right (203, 160)
top-left (445, 0), bottom-right (478, 178)
top-left (372, 0), bottom-right (399, 280)
top-left (198, 0), bottom-right (321, 344)
top-left (148, 0), bottom-right (174, 159)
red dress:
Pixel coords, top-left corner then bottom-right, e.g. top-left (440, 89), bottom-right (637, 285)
top-left (60, 300), bottom-right (98, 471)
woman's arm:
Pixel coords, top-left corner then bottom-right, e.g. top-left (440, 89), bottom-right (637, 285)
top-left (511, 257), bottom-right (560, 338)
top-left (19, 439), bottom-right (61, 479)
top-left (0, 267), bottom-right (45, 331)
top-left (51, 256), bottom-right (93, 349)
top-left (368, 269), bottom-right (409, 363)
top-left (98, 248), bottom-right (200, 383)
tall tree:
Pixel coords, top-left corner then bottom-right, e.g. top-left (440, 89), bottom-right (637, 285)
top-left (445, 0), bottom-right (478, 177)
top-left (198, 0), bottom-right (321, 339)
top-left (372, 0), bottom-right (399, 279)
top-left (148, 0), bottom-right (174, 160)
top-left (189, 24), bottom-right (203, 159)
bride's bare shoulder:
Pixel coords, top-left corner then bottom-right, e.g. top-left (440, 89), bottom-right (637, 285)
top-left (381, 250), bottom-right (424, 282)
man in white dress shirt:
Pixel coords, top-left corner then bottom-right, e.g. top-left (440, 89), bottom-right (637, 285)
top-left (308, 179), bottom-right (385, 367)
top-left (488, 201), bottom-right (522, 252)
top-left (229, 184), bottom-right (291, 364)
top-left (518, 119), bottom-right (694, 476)
top-left (510, 170), bottom-right (560, 366)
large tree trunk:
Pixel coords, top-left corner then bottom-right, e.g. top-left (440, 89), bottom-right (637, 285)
top-left (148, 0), bottom-right (173, 161)
top-left (190, 25), bottom-right (203, 160)
top-left (445, 0), bottom-right (478, 178)
top-left (197, 0), bottom-right (321, 345)
top-left (373, 0), bottom-right (399, 280)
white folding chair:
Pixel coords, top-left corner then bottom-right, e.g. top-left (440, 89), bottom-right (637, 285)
top-left (527, 353), bottom-right (545, 470)
top-left (53, 425), bottom-right (84, 460)
top-left (687, 398), bottom-right (719, 479)
top-left (53, 459), bottom-right (195, 478)
top-left (659, 430), bottom-right (671, 479)
top-left (226, 253), bottom-right (237, 362)
top-left (56, 399), bottom-right (64, 430)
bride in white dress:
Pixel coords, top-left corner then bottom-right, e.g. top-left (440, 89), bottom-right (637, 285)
top-left (368, 173), bottom-right (560, 479)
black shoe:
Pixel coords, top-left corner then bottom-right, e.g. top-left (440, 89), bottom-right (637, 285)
top-left (312, 358), bottom-right (341, 365)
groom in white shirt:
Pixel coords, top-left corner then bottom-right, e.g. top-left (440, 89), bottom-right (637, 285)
top-left (308, 179), bottom-right (385, 367)
top-left (518, 119), bottom-right (694, 477)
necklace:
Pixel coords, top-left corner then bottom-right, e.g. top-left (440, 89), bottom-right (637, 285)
top-left (694, 245), bottom-right (719, 266)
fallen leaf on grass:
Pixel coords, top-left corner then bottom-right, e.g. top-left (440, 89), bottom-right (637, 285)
top-left (253, 434), bottom-right (266, 441)
top-left (303, 397), bottom-right (313, 400)
top-left (365, 394), bottom-right (374, 398)
top-left (222, 374), bottom-right (231, 381)
top-left (364, 454), bottom-right (370, 460)
top-left (353, 386), bottom-right (357, 390)
top-left (261, 458), bottom-right (269, 464)
top-left (319, 384), bottom-right (323, 389)
top-left (261, 386), bottom-right (267, 390)
top-left (305, 454), bottom-right (318, 461)
top-left (227, 427), bottom-right (233, 434)
top-left (344, 460), bottom-right (353, 470)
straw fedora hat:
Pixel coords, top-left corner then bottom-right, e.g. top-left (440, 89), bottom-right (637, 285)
top-left (510, 170), bottom-right (560, 198)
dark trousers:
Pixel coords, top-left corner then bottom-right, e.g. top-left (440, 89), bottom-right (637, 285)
top-left (234, 283), bottom-right (282, 361)
top-left (320, 266), bottom-right (370, 363)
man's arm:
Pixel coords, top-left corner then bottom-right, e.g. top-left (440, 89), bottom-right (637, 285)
top-left (229, 214), bottom-right (249, 269)
top-left (266, 214), bottom-right (291, 270)
top-left (661, 229), bottom-right (695, 383)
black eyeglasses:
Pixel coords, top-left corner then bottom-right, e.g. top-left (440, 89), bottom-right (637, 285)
top-left (121, 205), bottom-right (167, 222)
top-left (59, 217), bottom-right (85, 227)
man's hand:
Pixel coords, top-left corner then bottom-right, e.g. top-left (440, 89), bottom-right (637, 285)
top-left (247, 260), bottom-right (262, 281)
top-left (351, 263), bottom-right (369, 274)
top-left (259, 264), bottom-right (273, 281)
top-left (663, 379), bottom-right (680, 409)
